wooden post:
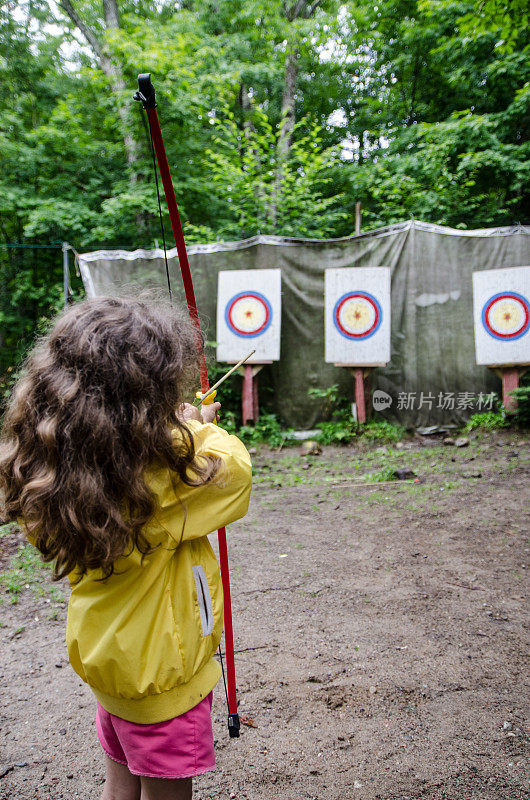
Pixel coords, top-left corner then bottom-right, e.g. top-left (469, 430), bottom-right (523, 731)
top-left (355, 202), bottom-right (362, 236)
top-left (240, 364), bottom-right (267, 425)
top-left (502, 367), bottom-right (519, 412)
top-left (242, 365), bottom-right (254, 425)
top-left (364, 368), bottom-right (372, 420)
top-left (492, 365), bottom-right (529, 412)
top-left (253, 371), bottom-right (259, 420)
top-left (337, 365), bottom-right (384, 425)
top-left (354, 367), bottom-right (366, 423)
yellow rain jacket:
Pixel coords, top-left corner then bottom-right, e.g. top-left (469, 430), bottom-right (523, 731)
top-left (65, 420), bottom-right (252, 724)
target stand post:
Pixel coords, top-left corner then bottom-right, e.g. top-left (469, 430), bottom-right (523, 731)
top-left (334, 363), bottom-right (386, 424)
top-left (489, 364), bottom-right (529, 413)
top-left (239, 363), bottom-right (270, 425)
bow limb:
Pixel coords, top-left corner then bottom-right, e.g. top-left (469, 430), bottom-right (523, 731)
top-left (136, 73), bottom-right (240, 738)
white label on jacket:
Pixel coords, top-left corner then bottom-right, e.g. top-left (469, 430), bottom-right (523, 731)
top-left (192, 565), bottom-right (214, 637)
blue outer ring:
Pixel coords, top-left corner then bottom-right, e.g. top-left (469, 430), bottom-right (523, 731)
top-left (333, 291), bottom-right (383, 340)
top-left (225, 291), bottom-right (273, 338)
top-left (481, 290), bottom-right (530, 341)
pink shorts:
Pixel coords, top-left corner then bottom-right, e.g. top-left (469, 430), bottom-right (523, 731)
top-left (96, 692), bottom-right (215, 779)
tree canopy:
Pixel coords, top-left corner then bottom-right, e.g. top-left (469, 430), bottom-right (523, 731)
top-left (1, 0), bottom-right (528, 385)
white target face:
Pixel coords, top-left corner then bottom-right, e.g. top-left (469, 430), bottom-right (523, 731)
top-left (217, 270), bottom-right (281, 362)
top-left (325, 268), bottom-right (391, 364)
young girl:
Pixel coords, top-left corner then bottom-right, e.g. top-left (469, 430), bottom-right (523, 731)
top-left (0, 296), bottom-right (252, 800)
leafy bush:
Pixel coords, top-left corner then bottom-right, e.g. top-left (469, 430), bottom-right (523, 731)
top-left (463, 410), bottom-right (509, 431)
top-left (510, 385), bottom-right (530, 428)
top-left (309, 386), bottom-right (407, 446)
top-left (360, 420), bottom-right (406, 443)
top-left (315, 419), bottom-right (357, 445)
top-left (309, 384), bottom-right (358, 445)
top-left (237, 414), bottom-right (297, 449)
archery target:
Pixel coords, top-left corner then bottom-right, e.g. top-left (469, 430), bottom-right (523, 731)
top-left (325, 268), bottom-right (391, 364)
top-left (482, 292), bottom-right (529, 341)
top-left (333, 291), bottom-right (382, 340)
top-left (473, 266), bottom-right (530, 365)
top-left (217, 270), bottom-right (281, 362)
top-left (225, 291), bottom-right (272, 338)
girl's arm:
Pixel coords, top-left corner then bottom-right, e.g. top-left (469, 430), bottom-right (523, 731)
top-left (153, 420), bottom-right (252, 543)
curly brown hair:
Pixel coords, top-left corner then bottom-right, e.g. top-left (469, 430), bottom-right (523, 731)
top-left (0, 295), bottom-right (219, 581)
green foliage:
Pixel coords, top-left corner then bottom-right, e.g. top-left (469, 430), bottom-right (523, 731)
top-left (205, 110), bottom-right (347, 238)
top-left (364, 466), bottom-right (398, 483)
top-left (236, 413), bottom-right (297, 449)
top-left (463, 410), bottom-right (510, 431)
top-left (2, 0), bottom-right (529, 388)
top-left (316, 419), bottom-right (357, 445)
top-left (1, 541), bottom-right (45, 604)
top-left (309, 383), bottom-right (357, 444)
top-left (310, 386), bottom-right (406, 445)
top-left (308, 384), bottom-right (344, 418)
top-left (0, 522), bottom-right (16, 538)
top-left (452, 0), bottom-right (528, 54)
top-left (360, 420), bottom-right (406, 443)
top-left (0, 529), bottom-right (66, 609)
top-left (509, 386), bottom-right (530, 428)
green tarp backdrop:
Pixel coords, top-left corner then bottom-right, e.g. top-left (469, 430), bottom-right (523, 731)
top-left (78, 220), bottom-right (530, 428)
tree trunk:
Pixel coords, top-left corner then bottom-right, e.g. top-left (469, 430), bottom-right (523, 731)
top-left (59, 0), bottom-right (139, 183)
top-left (270, 46), bottom-right (298, 227)
top-left (278, 48), bottom-right (298, 161)
top-left (101, 0), bottom-right (138, 180)
top-left (238, 82), bottom-right (254, 144)
top-left (239, 83), bottom-right (266, 227)
top-left (269, 0), bottom-right (322, 228)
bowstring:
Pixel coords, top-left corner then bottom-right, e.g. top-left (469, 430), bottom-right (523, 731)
top-left (143, 108), bottom-right (173, 303)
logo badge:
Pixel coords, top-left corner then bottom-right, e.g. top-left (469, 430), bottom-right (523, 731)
top-left (372, 390), bottom-right (392, 410)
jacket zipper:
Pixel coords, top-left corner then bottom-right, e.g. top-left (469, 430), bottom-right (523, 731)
top-left (192, 565), bottom-right (214, 637)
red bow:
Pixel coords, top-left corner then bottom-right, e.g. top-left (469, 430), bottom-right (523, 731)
top-left (135, 74), bottom-right (240, 738)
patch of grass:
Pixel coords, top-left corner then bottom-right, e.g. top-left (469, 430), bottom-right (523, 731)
top-left (360, 420), bottom-right (406, 443)
top-left (439, 480), bottom-right (459, 492)
top-left (316, 419), bottom-right (357, 445)
top-left (363, 466), bottom-right (397, 483)
top-left (238, 414), bottom-right (297, 449)
top-left (1, 543), bottom-right (44, 604)
top-left (309, 385), bottom-right (357, 445)
top-left (366, 490), bottom-right (393, 504)
top-left (0, 542), bottom-right (65, 608)
top-left (403, 483), bottom-right (429, 496)
top-left (463, 410), bottom-right (509, 432)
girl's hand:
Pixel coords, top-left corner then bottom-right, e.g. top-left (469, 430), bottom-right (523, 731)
top-left (178, 403), bottom-right (202, 422)
top-left (200, 401), bottom-right (221, 424)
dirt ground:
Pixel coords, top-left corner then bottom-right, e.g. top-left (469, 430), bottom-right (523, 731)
top-left (0, 429), bottom-right (529, 800)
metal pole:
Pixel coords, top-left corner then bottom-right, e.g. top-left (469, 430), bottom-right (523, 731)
top-left (62, 242), bottom-right (70, 308)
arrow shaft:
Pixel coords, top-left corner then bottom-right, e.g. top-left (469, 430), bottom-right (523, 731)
top-left (198, 350), bottom-right (256, 403)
